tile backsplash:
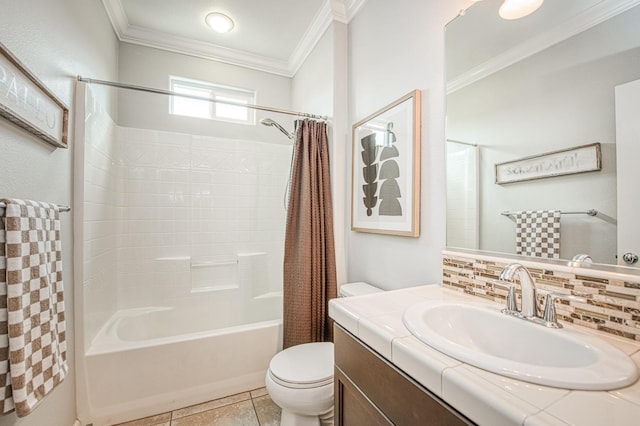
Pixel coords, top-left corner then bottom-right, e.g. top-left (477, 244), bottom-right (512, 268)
top-left (442, 250), bottom-right (640, 341)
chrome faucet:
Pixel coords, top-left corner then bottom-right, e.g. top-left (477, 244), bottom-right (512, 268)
top-left (570, 253), bottom-right (592, 267)
top-left (496, 263), bottom-right (588, 329)
top-left (499, 263), bottom-right (537, 318)
top-left (571, 253), bottom-right (592, 263)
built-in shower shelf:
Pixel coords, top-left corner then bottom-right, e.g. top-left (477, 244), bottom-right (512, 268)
top-left (191, 284), bottom-right (239, 293)
top-left (254, 291), bottom-right (283, 300)
top-left (191, 259), bottom-right (238, 269)
top-left (155, 256), bottom-right (191, 261)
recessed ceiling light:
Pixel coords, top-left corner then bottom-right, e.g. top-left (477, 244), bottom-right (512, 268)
top-left (499, 0), bottom-right (544, 20)
top-left (205, 12), bottom-right (234, 33)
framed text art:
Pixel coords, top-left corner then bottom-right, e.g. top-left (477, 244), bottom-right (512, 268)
top-left (351, 90), bottom-right (421, 237)
top-left (0, 41), bottom-right (69, 148)
top-left (495, 143), bottom-right (601, 184)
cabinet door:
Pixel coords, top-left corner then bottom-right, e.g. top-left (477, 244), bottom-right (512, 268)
top-left (334, 325), bottom-right (473, 425)
top-left (335, 367), bottom-right (392, 426)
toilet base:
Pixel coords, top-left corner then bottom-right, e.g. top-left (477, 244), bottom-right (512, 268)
top-left (280, 406), bottom-right (334, 426)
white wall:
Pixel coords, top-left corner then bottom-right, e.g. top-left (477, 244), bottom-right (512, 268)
top-left (0, 0), bottom-right (118, 425)
top-left (292, 27), bottom-right (334, 117)
top-left (117, 43), bottom-right (295, 144)
top-left (447, 8), bottom-right (640, 264)
top-left (347, 0), bottom-right (467, 289)
top-left (291, 22), bottom-right (350, 285)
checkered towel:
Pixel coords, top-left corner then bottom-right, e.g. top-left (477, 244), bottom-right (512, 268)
top-left (0, 199), bottom-right (67, 417)
top-left (515, 210), bottom-right (561, 259)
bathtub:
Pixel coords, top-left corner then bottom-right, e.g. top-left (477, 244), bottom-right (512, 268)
top-left (83, 298), bottom-right (282, 426)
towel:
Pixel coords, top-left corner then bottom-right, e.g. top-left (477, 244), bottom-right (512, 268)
top-left (0, 199), bottom-right (67, 417)
top-left (515, 210), bottom-right (561, 259)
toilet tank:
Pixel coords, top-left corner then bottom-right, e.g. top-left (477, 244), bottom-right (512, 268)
top-left (339, 282), bottom-right (382, 297)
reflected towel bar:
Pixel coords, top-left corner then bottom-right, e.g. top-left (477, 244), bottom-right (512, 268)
top-left (501, 209), bottom-right (597, 217)
top-left (0, 202), bottom-right (71, 212)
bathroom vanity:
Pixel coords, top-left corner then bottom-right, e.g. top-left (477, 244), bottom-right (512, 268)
top-left (330, 285), bottom-right (640, 425)
top-left (334, 323), bottom-right (472, 425)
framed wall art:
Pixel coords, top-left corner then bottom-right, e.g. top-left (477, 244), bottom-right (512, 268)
top-left (351, 90), bottom-right (421, 237)
top-left (495, 142), bottom-right (601, 184)
top-left (0, 41), bottom-right (69, 148)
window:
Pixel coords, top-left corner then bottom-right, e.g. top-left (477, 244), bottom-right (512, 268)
top-left (169, 76), bottom-right (255, 124)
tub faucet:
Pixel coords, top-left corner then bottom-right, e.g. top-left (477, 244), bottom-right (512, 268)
top-left (499, 263), bottom-right (537, 318)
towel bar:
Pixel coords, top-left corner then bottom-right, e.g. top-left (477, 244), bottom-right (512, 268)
top-left (0, 201), bottom-right (71, 212)
top-left (501, 209), bottom-right (597, 217)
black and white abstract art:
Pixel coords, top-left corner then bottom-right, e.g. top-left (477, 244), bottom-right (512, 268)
top-left (351, 90), bottom-right (421, 237)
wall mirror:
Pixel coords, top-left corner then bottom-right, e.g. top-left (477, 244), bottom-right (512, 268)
top-left (445, 0), bottom-right (640, 267)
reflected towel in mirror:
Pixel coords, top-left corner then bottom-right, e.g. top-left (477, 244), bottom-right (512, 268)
top-left (515, 210), bottom-right (561, 259)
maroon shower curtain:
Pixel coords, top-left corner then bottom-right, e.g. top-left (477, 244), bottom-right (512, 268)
top-left (283, 119), bottom-right (337, 349)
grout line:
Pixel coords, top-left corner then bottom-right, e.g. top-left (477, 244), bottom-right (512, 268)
top-left (250, 395), bottom-right (261, 426)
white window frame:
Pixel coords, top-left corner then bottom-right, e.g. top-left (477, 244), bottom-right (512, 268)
top-left (169, 76), bottom-right (256, 125)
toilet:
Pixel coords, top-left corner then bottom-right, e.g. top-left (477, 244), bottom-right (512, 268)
top-left (266, 282), bottom-right (382, 426)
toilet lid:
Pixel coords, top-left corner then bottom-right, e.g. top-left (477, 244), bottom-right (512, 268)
top-left (269, 342), bottom-right (334, 387)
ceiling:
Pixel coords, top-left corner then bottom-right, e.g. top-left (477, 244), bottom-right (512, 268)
top-left (446, 0), bottom-right (640, 92)
top-left (102, 0), bottom-right (367, 77)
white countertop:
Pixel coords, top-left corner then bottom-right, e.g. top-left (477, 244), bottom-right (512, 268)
top-left (329, 285), bottom-right (640, 426)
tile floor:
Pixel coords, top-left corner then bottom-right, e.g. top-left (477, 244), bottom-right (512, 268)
top-left (115, 388), bottom-right (281, 426)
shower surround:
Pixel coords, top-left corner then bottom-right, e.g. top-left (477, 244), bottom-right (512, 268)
top-left (75, 84), bottom-right (290, 425)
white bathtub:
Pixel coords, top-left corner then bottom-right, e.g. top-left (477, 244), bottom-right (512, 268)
top-left (83, 299), bottom-right (282, 426)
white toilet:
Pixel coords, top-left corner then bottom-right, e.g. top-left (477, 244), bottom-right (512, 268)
top-left (265, 282), bottom-right (381, 426)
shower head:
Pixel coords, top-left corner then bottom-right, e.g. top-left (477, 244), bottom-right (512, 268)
top-left (260, 118), bottom-right (294, 140)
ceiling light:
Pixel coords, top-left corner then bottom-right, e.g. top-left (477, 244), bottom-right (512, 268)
top-left (499, 0), bottom-right (544, 20)
top-left (205, 12), bottom-right (234, 33)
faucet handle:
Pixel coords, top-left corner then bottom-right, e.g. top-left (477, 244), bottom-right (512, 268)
top-left (542, 292), bottom-right (588, 328)
top-left (491, 280), bottom-right (518, 315)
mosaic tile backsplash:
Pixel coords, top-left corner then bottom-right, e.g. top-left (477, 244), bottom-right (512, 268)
top-left (442, 250), bottom-right (640, 341)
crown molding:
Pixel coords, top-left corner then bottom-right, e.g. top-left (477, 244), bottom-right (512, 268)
top-left (122, 25), bottom-right (291, 77)
top-left (447, 0), bottom-right (640, 94)
top-left (331, 0), bottom-right (349, 23)
top-left (102, 0), bottom-right (291, 76)
top-left (289, 1), bottom-right (336, 75)
top-left (288, 0), bottom-right (369, 75)
top-left (345, 0), bottom-right (369, 21)
top-left (102, 0), bottom-right (369, 78)
top-left (102, 0), bottom-right (128, 39)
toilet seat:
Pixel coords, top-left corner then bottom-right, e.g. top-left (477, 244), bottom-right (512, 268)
top-left (268, 342), bottom-right (334, 389)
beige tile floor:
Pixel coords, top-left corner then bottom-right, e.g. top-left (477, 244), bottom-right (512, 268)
top-left (115, 388), bottom-right (281, 426)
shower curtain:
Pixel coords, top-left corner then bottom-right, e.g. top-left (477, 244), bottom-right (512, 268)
top-left (283, 119), bottom-right (337, 349)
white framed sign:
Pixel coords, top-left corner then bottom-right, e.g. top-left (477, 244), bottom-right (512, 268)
top-left (495, 143), bottom-right (601, 184)
top-left (0, 41), bottom-right (68, 148)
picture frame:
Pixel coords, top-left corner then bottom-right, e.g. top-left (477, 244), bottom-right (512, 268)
top-left (351, 90), bottom-right (421, 237)
top-left (0, 41), bottom-right (69, 148)
top-left (495, 142), bottom-right (601, 184)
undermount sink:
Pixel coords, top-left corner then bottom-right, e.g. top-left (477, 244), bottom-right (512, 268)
top-left (403, 300), bottom-right (639, 390)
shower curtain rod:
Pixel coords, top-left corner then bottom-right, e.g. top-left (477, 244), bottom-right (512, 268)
top-left (77, 76), bottom-right (328, 120)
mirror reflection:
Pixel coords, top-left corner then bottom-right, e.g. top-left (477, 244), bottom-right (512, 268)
top-left (445, 0), bottom-right (640, 266)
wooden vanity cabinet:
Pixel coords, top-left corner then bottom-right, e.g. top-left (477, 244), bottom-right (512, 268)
top-left (334, 325), bottom-right (474, 426)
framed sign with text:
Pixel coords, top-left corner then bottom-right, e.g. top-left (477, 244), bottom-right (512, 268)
top-left (495, 143), bottom-right (601, 184)
top-left (0, 41), bottom-right (68, 148)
